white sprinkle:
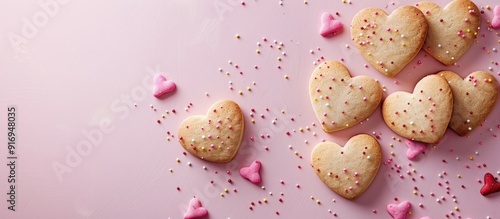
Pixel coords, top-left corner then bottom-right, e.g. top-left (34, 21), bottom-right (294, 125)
top-left (367, 156), bottom-right (371, 160)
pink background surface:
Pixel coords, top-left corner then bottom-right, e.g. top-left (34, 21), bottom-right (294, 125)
top-left (1, 0), bottom-right (500, 218)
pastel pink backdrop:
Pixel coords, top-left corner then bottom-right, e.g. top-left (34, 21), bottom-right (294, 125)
top-left (1, 0), bottom-right (499, 218)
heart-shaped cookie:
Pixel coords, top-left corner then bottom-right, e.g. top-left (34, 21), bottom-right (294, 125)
top-left (480, 173), bottom-right (500, 196)
top-left (438, 70), bottom-right (499, 136)
top-left (311, 134), bottom-right (382, 200)
top-left (320, 12), bottom-right (343, 37)
top-left (178, 100), bottom-right (244, 163)
top-left (351, 6), bottom-right (428, 77)
top-left (416, 0), bottom-right (480, 65)
top-left (153, 73), bottom-right (176, 98)
top-left (382, 75), bottom-right (453, 144)
top-left (309, 61), bottom-right (382, 132)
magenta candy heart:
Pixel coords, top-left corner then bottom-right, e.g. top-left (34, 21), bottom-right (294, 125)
top-left (240, 160), bottom-right (261, 184)
top-left (319, 12), bottom-right (343, 37)
top-left (404, 139), bottom-right (427, 160)
top-left (184, 197), bottom-right (208, 219)
top-left (153, 73), bottom-right (176, 98)
top-left (491, 5), bottom-right (500, 29)
top-left (387, 200), bottom-right (410, 219)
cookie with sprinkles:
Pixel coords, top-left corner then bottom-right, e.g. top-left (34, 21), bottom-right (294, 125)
top-left (310, 134), bottom-right (382, 200)
top-left (178, 99), bottom-right (244, 163)
top-left (416, 0), bottom-right (480, 65)
top-left (351, 6), bottom-right (428, 77)
top-left (309, 60), bottom-right (382, 132)
top-left (382, 75), bottom-right (453, 144)
top-left (438, 70), bottom-right (499, 136)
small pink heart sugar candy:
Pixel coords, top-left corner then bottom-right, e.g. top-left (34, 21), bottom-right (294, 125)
top-left (404, 139), bottom-right (428, 160)
top-left (319, 12), bottom-right (343, 37)
top-left (491, 5), bottom-right (500, 29)
top-left (240, 160), bottom-right (261, 184)
top-left (387, 200), bottom-right (411, 219)
top-left (184, 197), bottom-right (208, 219)
top-left (153, 73), bottom-right (176, 98)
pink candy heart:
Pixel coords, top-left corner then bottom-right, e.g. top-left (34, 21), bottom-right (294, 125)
top-left (387, 201), bottom-right (410, 219)
top-left (404, 139), bottom-right (428, 160)
top-left (319, 12), bottom-right (343, 37)
top-left (184, 197), bottom-right (208, 219)
top-left (153, 73), bottom-right (176, 98)
top-left (420, 217), bottom-right (432, 219)
top-left (491, 5), bottom-right (500, 29)
top-left (240, 160), bottom-right (261, 184)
